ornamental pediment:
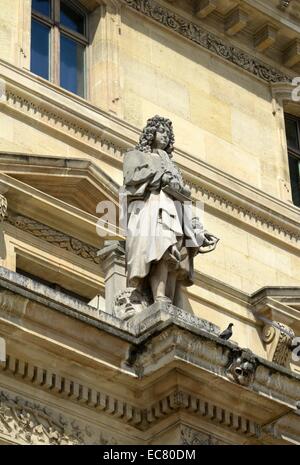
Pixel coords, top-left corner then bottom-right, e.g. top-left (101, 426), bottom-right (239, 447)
top-left (0, 154), bottom-right (121, 246)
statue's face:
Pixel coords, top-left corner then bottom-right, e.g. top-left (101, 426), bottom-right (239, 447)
top-left (152, 125), bottom-right (169, 150)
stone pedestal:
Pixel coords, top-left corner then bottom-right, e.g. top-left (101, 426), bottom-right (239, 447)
top-left (0, 337), bottom-right (6, 365)
top-left (126, 300), bottom-right (220, 335)
top-left (92, 240), bottom-right (126, 315)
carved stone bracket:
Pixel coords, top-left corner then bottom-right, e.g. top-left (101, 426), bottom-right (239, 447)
top-left (262, 322), bottom-right (295, 367)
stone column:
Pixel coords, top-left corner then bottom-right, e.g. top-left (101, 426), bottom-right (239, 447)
top-left (90, 241), bottom-right (126, 315)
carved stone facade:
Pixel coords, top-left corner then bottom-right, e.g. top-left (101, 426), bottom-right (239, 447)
top-left (121, 0), bottom-right (291, 83)
top-left (0, 0), bottom-right (300, 446)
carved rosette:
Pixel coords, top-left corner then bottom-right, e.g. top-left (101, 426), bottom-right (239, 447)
top-left (262, 324), bottom-right (276, 344)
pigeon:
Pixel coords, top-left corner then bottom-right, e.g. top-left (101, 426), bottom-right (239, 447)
top-left (219, 323), bottom-right (234, 340)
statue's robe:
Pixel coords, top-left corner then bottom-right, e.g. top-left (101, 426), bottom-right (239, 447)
top-left (122, 149), bottom-right (201, 285)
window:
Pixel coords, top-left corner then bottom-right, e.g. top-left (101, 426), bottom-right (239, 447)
top-left (285, 114), bottom-right (300, 208)
top-left (30, 0), bottom-right (88, 97)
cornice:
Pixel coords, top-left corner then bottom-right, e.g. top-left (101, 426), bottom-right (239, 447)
top-left (0, 354), bottom-right (268, 438)
top-left (120, 0), bottom-right (292, 84)
top-left (0, 333), bottom-right (299, 442)
top-left (0, 268), bottom-right (299, 416)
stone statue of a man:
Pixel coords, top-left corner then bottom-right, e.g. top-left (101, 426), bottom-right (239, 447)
top-left (122, 115), bottom-right (218, 306)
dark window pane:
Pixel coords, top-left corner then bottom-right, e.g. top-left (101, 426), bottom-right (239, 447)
top-left (288, 155), bottom-right (300, 207)
top-left (60, 1), bottom-right (84, 34)
top-left (30, 19), bottom-right (50, 80)
top-left (32, 0), bottom-right (51, 17)
top-left (285, 118), bottom-right (299, 150)
top-left (60, 35), bottom-right (85, 97)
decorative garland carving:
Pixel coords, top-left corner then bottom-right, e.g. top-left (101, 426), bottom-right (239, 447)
top-left (0, 195), bottom-right (7, 221)
top-left (7, 213), bottom-right (101, 265)
top-left (121, 0), bottom-right (291, 84)
top-left (0, 390), bottom-right (117, 445)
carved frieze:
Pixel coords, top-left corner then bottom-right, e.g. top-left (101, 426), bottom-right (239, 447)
top-left (7, 213), bottom-right (101, 264)
top-left (0, 390), bottom-right (117, 445)
top-left (180, 425), bottom-right (226, 445)
top-left (121, 0), bottom-right (291, 83)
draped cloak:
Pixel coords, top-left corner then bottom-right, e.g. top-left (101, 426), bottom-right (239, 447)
top-left (122, 149), bottom-right (202, 284)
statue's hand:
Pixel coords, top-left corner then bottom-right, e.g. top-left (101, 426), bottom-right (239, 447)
top-left (181, 184), bottom-right (191, 197)
top-left (203, 231), bottom-right (218, 247)
top-left (161, 172), bottom-right (173, 186)
top-left (169, 179), bottom-right (181, 192)
top-left (198, 231), bottom-right (220, 254)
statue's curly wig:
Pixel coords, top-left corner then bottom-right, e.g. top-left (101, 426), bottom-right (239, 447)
top-left (135, 115), bottom-right (175, 156)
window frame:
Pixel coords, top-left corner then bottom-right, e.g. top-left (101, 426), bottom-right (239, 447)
top-left (31, 0), bottom-right (89, 97)
top-left (285, 113), bottom-right (300, 207)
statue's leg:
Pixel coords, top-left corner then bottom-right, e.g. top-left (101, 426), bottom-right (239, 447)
top-left (166, 271), bottom-right (177, 303)
top-left (173, 281), bottom-right (184, 308)
top-left (150, 260), bottom-right (169, 301)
